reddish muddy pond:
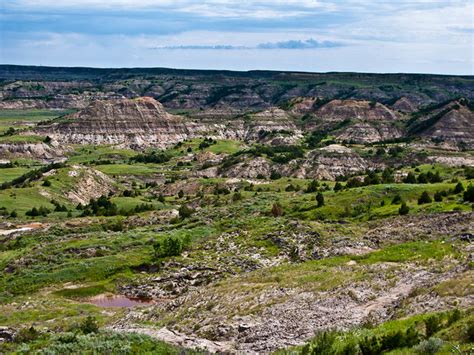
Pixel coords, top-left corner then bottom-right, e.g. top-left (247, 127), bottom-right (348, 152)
top-left (87, 294), bottom-right (155, 308)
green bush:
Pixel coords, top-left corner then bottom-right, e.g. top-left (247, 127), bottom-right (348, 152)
top-left (153, 236), bottom-right (184, 258)
top-left (399, 202), bottom-right (410, 215)
top-left (418, 191), bottom-right (432, 205)
top-left (464, 185), bottom-right (474, 202)
top-left (414, 337), bottom-right (443, 355)
top-left (316, 192), bottom-right (325, 208)
top-left (79, 316), bottom-right (99, 335)
top-left (178, 205), bottom-right (193, 219)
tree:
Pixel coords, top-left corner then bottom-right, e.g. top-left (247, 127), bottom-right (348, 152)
top-left (382, 168), bottom-right (394, 183)
top-left (232, 192), bottom-right (242, 201)
top-left (433, 191), bottom-right (443, 202)
top-left (399, 202), bottom-right (409, 215)
top-left (391, 194), bottom-right (402, 205)
top-left (305, 179), bottom-right (320, 193)
top-left (453, 182), bottom-right (465, 194)
top-left (158, 194), bottom-right (165, 203)
top-left (418, 191), bottom-right (432, 205)
top-left (334, 182), bottom-right (343, 192)
top-left (79, 316), bottom-right (99, 334)
top-left (463, 185), bottom-right (474, 202)
top-left (403, 172), bottom-right (417, 184)
top-left (316, 192), bottom-right (325, 208)
top-left (42, 179), bottom-right (51, 187)
top-left (178, 205), bottom-right (193, 219)
top-left (271, 203), bottom-right (284, 217)
top-left (177, 190), bottom-right (184, 199)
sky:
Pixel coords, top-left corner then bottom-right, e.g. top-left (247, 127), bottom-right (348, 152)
top-left (0, 0), bottom-right (473, 74)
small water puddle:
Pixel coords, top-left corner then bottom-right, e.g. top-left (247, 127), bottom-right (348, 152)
top-left (87, 294), bottom-right (155, 308)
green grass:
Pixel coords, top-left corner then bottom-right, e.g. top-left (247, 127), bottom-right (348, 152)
top-left (95, 163), bottom-right (160, 176)
top-left (0, 186), bottom-right (54, 214)
top-left (0, 167), bottom-right (31, 183)
top-left (68, 145), bottom-right (137, 164)
top-left (0, 134), bottom-right (47, 143)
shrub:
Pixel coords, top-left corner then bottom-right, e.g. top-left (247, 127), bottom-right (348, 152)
top-left (453, 182), bottom-right (465, 194)
top-left (81, 196), bottom-right (118, 217)
top-left (305, 180), bottom-right (320, 193)
top-left (466, 320), bottom-right (474, 342)
top-left (418, 191), bottom-right (432, 205)
top-left (232, 192), bottom-right (242, 201)
top-left (131, 151), bottom-right (170, 164)
top-left (26, 206), bottom-right (50, 217)
top-left (316, 192), bottom-right (325, 208)
top-left (447, 309), bottom-right (461, 325)
top-left (155, 237), bottom-right (183, 258)
top-left (399, 202), bottom-right (410, 215)
top-left (414, 337), bottom-right (443, 355)
top-left (157, 194), bottom-right (166, 203)
top-left (307, 331), bottom-right (337, 354)
top-left (42, 179), bottom-right (52, 187)
top-left (424, 315), bottom-right (441, 337)
top-left (463, 185), bottom-right (474, 202)
top-left (177, 190), bottom-right (184, 199)
top-left (359, 336), bottom-right (381, 355)
top-left (433, 191), bottom-right (443, 202)
top-left (382, 168), bottom-right (394, 183)
top-left (270, 171), bottom-right (282, 180)
top-left (334, 182), bottom-right (343, 192)
top-left (15, 326), bottom-right (40, 343)
top-left (403, 172), bottom-right (417, 184)
top-left (178, 205), bottom-right (193, 219)
top-left (391, 194), bottom-right (402, 205)
top-left (271, 203), bottom-right (284, 217)
top-left (79, 316), bottom-right (99, 335)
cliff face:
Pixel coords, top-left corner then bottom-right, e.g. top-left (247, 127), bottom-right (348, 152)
top-left (417, 102), bottom-right (474, 148)
top-left (312, 99), bottom-right (401, 122)
top-left (37, 97), bottom-right (191, 148)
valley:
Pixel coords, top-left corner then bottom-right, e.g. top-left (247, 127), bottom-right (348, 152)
top-left (0, 66), bottom-right (473, 354)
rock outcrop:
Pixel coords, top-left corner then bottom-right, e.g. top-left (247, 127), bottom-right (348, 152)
top-left (36, 97), bottom-right (191, 148)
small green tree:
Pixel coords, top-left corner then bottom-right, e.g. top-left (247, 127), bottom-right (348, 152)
top-left (399, 202), bottom-right (409, 215)
top-left (418, 191), bottom-right (432, 205)
top-left (79, 316), bottom-right (99, 334)
top-left (316, 192), bottom-right (325, 208)
top-left (453, 182), bottom-right (464, 194)
top-left (433, 191), bottom-right (443, 202)
top-left (403, 172), bottom-right (417, 184)
top-left (463, 185), bottom-right (474, 202)
top-left (334, 182), bottom-right (343, 192)
top-left (178, 205), bottom-right (193, 219)
top-left (158, 194), bottom-right (165, 203)
top-left (391, 194), bottom-right (402, 205)
top-left (305, 179), bottom-right (320, 193)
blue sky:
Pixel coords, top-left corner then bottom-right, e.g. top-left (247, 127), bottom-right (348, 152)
top-left (0, 0), bottom-right (473, 74)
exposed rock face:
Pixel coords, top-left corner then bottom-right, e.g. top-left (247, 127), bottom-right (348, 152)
top-left (0, 142), bottom-right (65, 160)
top-left (223, 157), bottom-right (272, 179)
top-left (392, 97), bottom-right (418, 113)
top-left (244, 108), bottom-right (302, 145)
top-left (298, 145), bottom-right (374, 180)
top-left (419, 103), bottom-right (474, 148)
top-left (65, 165), bottom-right (117, 205)
top-left (335, 121), bottom-right (404, 143)
top-left (37, 97), bottom-right (191, 148)
top-left (312, 99), bottom-right (401, 122)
